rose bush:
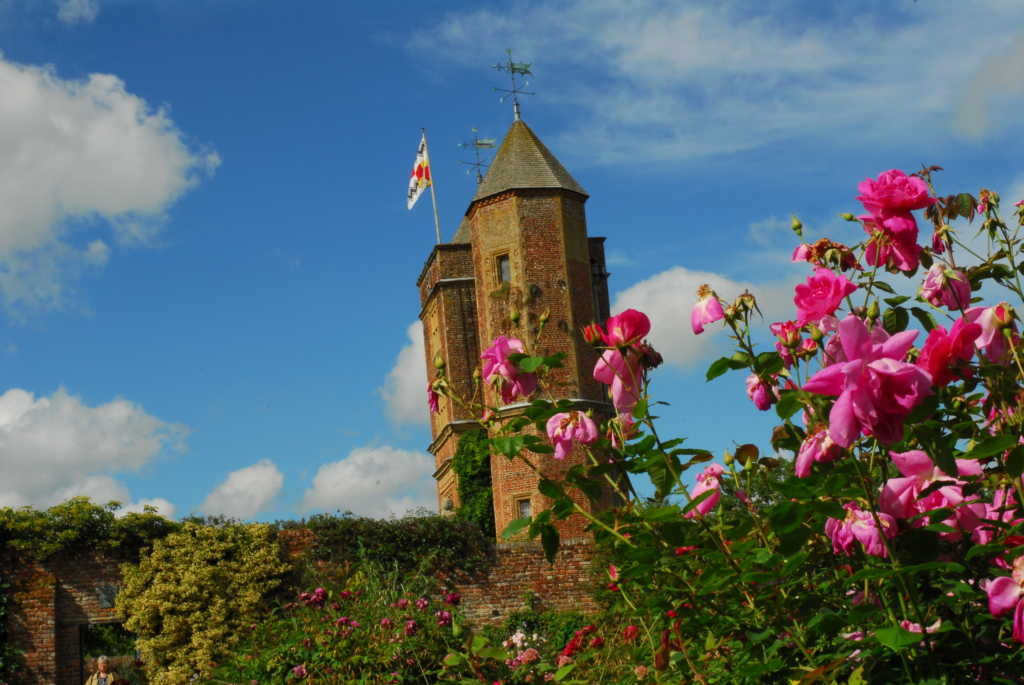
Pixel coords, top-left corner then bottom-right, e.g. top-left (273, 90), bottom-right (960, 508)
top-left (430, 168), bottom-right (1024, 682)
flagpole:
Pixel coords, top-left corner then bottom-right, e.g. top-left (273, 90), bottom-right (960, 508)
top-left (422, 128), bottom-right (442, 244)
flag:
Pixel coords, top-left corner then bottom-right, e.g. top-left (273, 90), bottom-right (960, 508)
top-left (406, 133), bottom-right (432, 210)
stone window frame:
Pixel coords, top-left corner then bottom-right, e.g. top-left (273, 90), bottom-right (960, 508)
top-left (515, 495), bottom-right (533, 520)
top-left (494, 252), bottom-right (512, 285)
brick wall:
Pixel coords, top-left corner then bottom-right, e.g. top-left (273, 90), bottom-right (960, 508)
top-left (3, 532), bottom-right (602, 684)
top-left (3, 551), bottom-right (123, 685)
top-left (452, 538), bottom-right (599, 625)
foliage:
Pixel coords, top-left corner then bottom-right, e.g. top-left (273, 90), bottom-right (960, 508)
top-left (0, 497), bottom-right (179, 561)
top-left (210, 561), bottom-right (465, 684)
top-left (117, 521), bottom-right (290, 685)
top-left (452, 429), bottom-right (496, 537)
top-left (0, 579), bottom-right (19, 683)
top-left (283, 511), bottom-right (493, 578)
top-left (81, 622), bottom-right (138, 660)
top-left (438, 172), bottom-right (1024, 681)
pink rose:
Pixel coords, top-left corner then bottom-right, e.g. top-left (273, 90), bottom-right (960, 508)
top-left (427, 382), bottom-right (440, 414)
top-left (861, 213), bottom-right (921, 272)
top-left (825, 501), bottom-right (897, 558)
top-left (601, 309), bottom-right (651, 347)
top-left (685, 464), bottom-right (724, 518)
top-left (546, 411), bottom-right (599, 460)
top-left (803, 315), bottom-right (931, 447)
top-left (916, 319), bottom-right (980, 387)
top-left (691, 284), bottom-right (724, 334)
top-left (745, 374), bottom-right (775, 411)
top-left (481, 336), bottom-right (538, 404)
top-left (794, 427), bottom-right (843, 478)
top-left (793, 268), bottom-right (857, 325)
top-left (985, 556), bottom-right (1024, 643)
top-left (965, 303), bottom-right (1017, 364)
top-left (920, 264), bottom-right (971, 310)
top-left (856, 169), bottom-right (937, 218)
top-left (593, 349), bottom-right (643, 417)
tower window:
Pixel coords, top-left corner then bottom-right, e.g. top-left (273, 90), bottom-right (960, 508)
top-left (496, 254), bottom-right (511, 284)
top-left (516, 497), bottom-right (532, 519)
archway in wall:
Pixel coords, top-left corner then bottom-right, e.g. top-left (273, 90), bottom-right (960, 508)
top-left (79, 621), bottom-right (144, 684)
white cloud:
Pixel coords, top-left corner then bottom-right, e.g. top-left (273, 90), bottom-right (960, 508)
top-left (200, 459), bottom-right (283, 520)
top-left (612, 266), bottom-right (794, 368)
top-left (0, 56), bottom-right (218, 310)
top-left (416, 2), bottom-right (1024, 164)
top-left (0, 387), bottom-right (187, 509)
top-left (379, 321), bottom-right (428, 425)
top-left (119, 497), bottom-right (176, 518)
top-left (301, 445), bottom-right (435, 518)
top-left (56, 0), bottom-right (98, 25)
top-left (748, 216), bottom-right (792, 248)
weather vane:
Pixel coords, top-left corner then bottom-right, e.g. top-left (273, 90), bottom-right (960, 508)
top-left (458, 128), bottom-right (496, 184)
top-left (493, 49), bottom-right (534, 120)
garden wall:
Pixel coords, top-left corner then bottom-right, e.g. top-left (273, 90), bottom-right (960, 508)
top-left (453, 537), bottom-right (598, 624)
top-left (2, 551), bottom-right (122, 685)
top-left (2, 532), bottom-right (600, 684)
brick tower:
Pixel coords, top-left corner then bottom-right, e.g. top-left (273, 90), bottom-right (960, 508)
top-left (417, 117), bottom-right (612, 539)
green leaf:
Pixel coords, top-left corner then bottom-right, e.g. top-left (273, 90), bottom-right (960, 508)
top-left (491, 436), bottom-right (525, 459)
top-left (516, 356), bottom-right (546, 373)
top-left (953, 193), bottom-right (976, 219)
top-left (553, 664), bottom-right (576, 681)
top-left (681, 488), bottom-right (716, 516)
top-left (537, 478), bottom-right (564, 500)
top-left (706, 357), bottom-right (734, 382)
top-left (754, 351), bottom-right (784, 375)
top-left (442, 652), bottom-right (466, 667)
top-left (1007, 445), bottom-right (1024, 478)
top-left (882, 306), bottom-right (909, 334)
top-left (965, 434), bottom-right (1018, 460)
top-left (909, 306), bottom-right (937, 332)
top-left (884, 295), bottom-right (911, 306)
top-left (500, 516), bottom-right (532, 540)
top-left (540, 524), bottom-right (560, 563)
top-left (542, 352), bottom-right (566, 368)
top-left (875, 626), bottom-right (923, 651)
top-left (774, 389), bottom-right (803, 420)
top-left (476, 646), bottom-right (508, 661)
top-left (767, 500), bottom-right (807, 535)
top-left (871, 280), bottom-right (896, 294)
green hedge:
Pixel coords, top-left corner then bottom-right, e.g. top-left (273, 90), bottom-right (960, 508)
top-left (281, 511), bottom-right (493, 577)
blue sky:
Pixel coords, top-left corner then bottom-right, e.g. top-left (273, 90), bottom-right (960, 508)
top-left (1, 0), bottom-right (1023, 521)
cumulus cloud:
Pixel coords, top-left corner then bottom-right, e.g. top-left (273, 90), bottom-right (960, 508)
top-left (612, 266), bottom-right (794, 368)
top-left (0, 56), bottom-right (218, 310)
top-left (416, 2), bottom-right (1024, 164)
top-left (301, 445), bottom-right (435, 518)
top-left (379, 321), bottom-right (428, 426)
top-left (0, 387), bottom-right (187, 509)
top-left (200, 459), bottom-right (284, 520)
top-left (56, 0), bottom-right (98, 24)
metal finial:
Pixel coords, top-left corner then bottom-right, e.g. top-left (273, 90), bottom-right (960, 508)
top-left (458, 128), bottom-right (496, 184)
top-left (493, 49), bottom-right (534, 121)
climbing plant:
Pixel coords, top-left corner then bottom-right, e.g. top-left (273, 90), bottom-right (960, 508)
top-left (452, 428), bottom-right (496, 538)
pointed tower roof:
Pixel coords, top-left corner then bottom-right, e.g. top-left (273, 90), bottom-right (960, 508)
top-left (472, 119), bottom-right (587, 203)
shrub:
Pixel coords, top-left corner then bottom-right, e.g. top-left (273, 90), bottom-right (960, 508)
top-left (283, 512), bottom-right (493, 578)
top-left (117, 521), bottom-right (289, 684)
top-left (439, 173), bottom-right (1024, 681)
top-left (211, 561), bottom-right (464, 684)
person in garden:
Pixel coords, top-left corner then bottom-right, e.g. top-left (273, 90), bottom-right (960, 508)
top-left (84, 655), bottom-right (118, 685)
